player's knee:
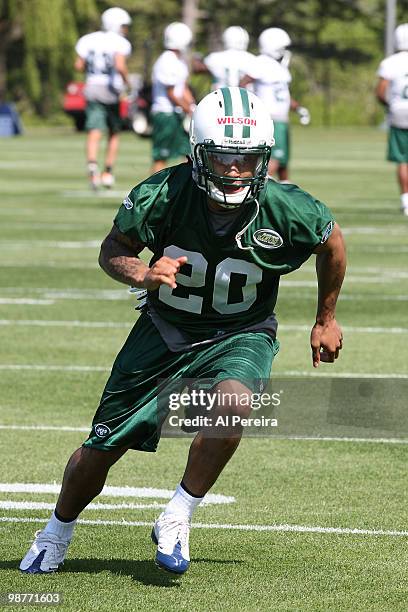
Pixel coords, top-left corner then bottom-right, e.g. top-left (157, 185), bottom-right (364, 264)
top-left (215, 393), bottom-right (252, 420)
top-left (78, 445), bottom-right (127, 469)
top-left (212, 382), bottom-right (253, 420)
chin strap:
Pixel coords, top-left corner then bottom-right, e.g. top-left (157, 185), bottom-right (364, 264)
top-left (280, 50), bottom-right (292, 68)
top-left (235, 198), bottom-right (260, 250)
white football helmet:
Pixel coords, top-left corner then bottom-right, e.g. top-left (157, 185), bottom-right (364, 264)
top-left (259, 27), bottom-right (291, 61)
top-left (395, 24), bottom-right (408, 51)
top-left (164, 22), bottom-right (193, 52)
top-left (222, 26), bottom-right (249, 51)
top-left (101, 7), bottom-right (131, 35)
top-left (190, 87), bottom-right (274, 208)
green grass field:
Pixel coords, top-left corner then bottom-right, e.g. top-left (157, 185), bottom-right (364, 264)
top-left (0, 126), bottom-right (407, 611)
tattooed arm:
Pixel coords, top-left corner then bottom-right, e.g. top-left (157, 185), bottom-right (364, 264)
top-left (310, 223), bottom-right (346, 368)
top-left (99, 226), bottom-right (187, 290)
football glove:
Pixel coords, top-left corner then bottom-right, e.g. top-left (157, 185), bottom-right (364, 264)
top-left (129, 287), bottom-right (147, 310)
top-left (296, 106), bottom-right (311, 126)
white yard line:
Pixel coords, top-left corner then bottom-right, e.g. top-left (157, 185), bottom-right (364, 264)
top-left (0, 319), bottom-right (129, 329)
top-left (276, 371), bottom-right (408, 378)
top-left (0, 319), bottom-right (129, 328)
top-left (1, 223), bottom-right (104, 231)
top-left (0, 289), bottom-right (129, 301)
top-left (0, 161), bottom-right (46, 169)
top-left (275, 435), bottom-right (408, 444)
top-left (5, 289), bottom-right (408, 302)
top-left (0, 263), bottom-right (99, 269)
top-left (341, 227), bottom-right (408, 235)
top-left (0, 501), bottom-right (165, 511)
top-left (1, 319), bottom-right (408, 335)
top-left (0, 425), bottom-right (90, 432)
top-left (61, 190), bottom-right (126, 198)
top-left (0, 483), bottom-right (235, 505)
top-left (0, 364), bottom-right (406, 377)
top-left (0, 365), bottom-right (109, 372)
top-left (0, 287), bottom-right (127, 294)
top-left (348, 246), bottom-right (408, 253)
top-left (281, 278), bottom-right (407, 286)
top-left (280, 324), bottom-right (408, 334)
top-left (279, 292), bottom-right (408, 301)
top-left (0, 426), bottom-right (407, 445)
top-left (0, 299), bottom-right (55, 305)
top-left (2, 516), bottom-right (407, 537)
top-left (0, 259), bottom-right (100, 268)
top-left (0, 240), bottom-right (100, 248)
top-left (283, 267), bottom-right (408, 279)
top-left (39, 291), bottom-right (128, 301)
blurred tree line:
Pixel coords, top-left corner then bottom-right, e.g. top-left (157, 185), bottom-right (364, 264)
top-left (1, 0), bottom-right (408, 125)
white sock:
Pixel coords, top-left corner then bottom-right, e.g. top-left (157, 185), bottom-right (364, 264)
top-left (43, 511), bottom-right (77, 541)
top-left (401, 193), bottom-right (408, 209)
top-left (164, 484), bottom-right (203, 520)
top-left (87, 161), bottom-right (99, 175)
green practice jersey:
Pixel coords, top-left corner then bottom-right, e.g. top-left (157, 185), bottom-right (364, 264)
top-left (114, 162), bottom-right (334, 343)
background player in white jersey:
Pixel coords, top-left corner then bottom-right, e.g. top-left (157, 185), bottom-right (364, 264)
top-left (20, 87), bottom-right (345, 577)
top-left (376, 23), bottom-right (408, 216)
top-left (75, 7), bottom-right (132, 190)
top-left (151, 22), bottom-right (196, 174)
top-left (240, 27), bottom-right (310, 182)
top-left (194, 26), bottom-right (256, 90)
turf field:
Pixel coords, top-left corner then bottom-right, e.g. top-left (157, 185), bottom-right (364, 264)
top-left (0, 126), bottom-right (407, 611)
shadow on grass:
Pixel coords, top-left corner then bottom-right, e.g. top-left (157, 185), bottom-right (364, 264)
top-left (1, 558), bottom-right (243, 587)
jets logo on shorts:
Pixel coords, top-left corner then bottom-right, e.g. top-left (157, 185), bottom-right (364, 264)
top-left (122, 196), bottom-right (133, 210)
top-left (253, 229), bottom-right (283, 249)
top-left (94, 423), bottom-right (111, 438)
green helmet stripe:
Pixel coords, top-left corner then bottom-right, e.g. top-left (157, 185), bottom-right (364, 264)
top-left (239, 87), bottom-right (251, 138)
top-left (221, 87), bottom-right (233, 137)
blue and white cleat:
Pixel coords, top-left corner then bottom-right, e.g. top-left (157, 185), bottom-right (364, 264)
top-left (151, 512), bottom-right (190, 574)
top-left (20, 530), bottom-right (70, 574)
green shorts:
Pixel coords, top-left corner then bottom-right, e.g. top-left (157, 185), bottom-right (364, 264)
top-left (85, 101), bottom-right (122, 133)
top-left (151, 112), bottom-right (190, 162)
top-left (83, 312), bottom-right (279, 453)
top-left (271, 121), bottom-right (290, 167)
top-left (387, 126), bottom-right (408, 162)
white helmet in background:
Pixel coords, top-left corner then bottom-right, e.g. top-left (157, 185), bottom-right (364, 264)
top-left (164, 22), bottom-right (193, 52)
top-left (394, 24), bottom-right (408, 51)
top-left (101, 7), bottom-right (131, 35)
top-left (190, 87), bottom-right (274, 208)
top-left (259, 27), bottom-right (291, 60)
top-left (222, 26), bottom-right (249, 51)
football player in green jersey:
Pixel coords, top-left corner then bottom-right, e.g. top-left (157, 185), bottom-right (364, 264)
top-left (20, 87), bottom-right (346, 576)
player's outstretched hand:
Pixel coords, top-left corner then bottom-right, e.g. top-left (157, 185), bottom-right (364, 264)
top-left (310, 319), bottom-right (343, 368)
top-left (296, 106), bottom-right (311, 126)
top-left (143, 256), bottom-right (188, 291)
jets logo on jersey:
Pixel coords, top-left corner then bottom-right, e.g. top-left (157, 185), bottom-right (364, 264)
top-left (253, 229), bottom-right (283, 249)
top-left (122, 196), bottom-right (133, 210)
top-left (320, 221), bottom-right (333, 244)
top-left (94, 423), bottom-right (111, 438)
